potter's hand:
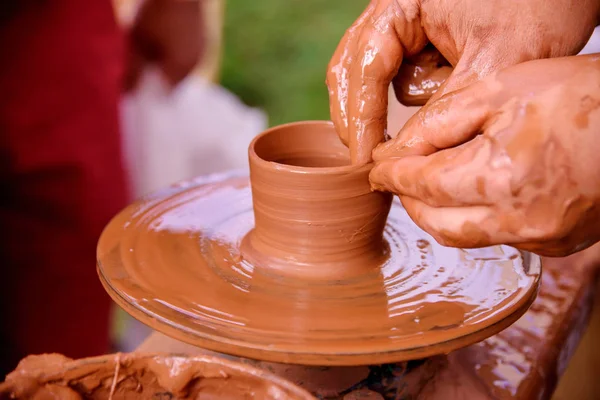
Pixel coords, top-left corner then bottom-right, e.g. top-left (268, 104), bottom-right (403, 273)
top-left (125, 0), bottom-right (204, 91)
top-left (370, 55), bottom-right (600, 257)
top-left (327, 0), bottom-right (600, 165)
top-left (326, 0), bottom-right (426, 165)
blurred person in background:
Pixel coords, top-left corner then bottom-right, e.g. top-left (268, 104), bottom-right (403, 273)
top-left (0, 0), bottom-right (202, 376)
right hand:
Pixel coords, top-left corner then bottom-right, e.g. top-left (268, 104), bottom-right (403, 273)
top-left (370, 55), bottom-right (600, 256)
top-left (326, 0), bottom-right (600, 164)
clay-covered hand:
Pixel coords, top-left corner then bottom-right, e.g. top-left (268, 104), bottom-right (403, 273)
top-left (124, 0), bottom-right (204, 91)
top-left (370, 55), bottom-right (600, 257)
top-left (326, 0), bottom-right (600, 164)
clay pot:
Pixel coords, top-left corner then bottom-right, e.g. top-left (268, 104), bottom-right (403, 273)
top-left (0, 353), bottom-right (315, 399)
top-left (241, 121), bottom-right (393, 279)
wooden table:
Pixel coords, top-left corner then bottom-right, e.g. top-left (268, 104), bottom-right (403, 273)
top-left (136, 243), bottom-right (600, 399)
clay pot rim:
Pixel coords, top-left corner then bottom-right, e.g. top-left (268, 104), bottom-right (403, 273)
top-left (249, 120), bottom-right (373, 175)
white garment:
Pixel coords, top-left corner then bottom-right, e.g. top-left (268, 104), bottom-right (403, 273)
top-left (120, 69), bottom-right (267, 198)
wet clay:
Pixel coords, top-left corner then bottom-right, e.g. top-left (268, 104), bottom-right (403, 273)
top-left (97, 122), bottom-right (541, 366)
top-left (136, 333), bottom-right (440, 399)
top-left (241, 121), bottom-right (392, 279)
top-left (0, 353), bottom-right (314, 399)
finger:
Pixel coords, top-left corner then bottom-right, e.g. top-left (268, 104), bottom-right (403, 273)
top-left (399, 196), bottom-right (498, 248)
top-left (375, 46), bottom-right (525, 160)
top-left (373, 77), bottom-right (495, 161)
top-left (427, 58), bottom-right (484, 102)
top-left (515, 241), bottom-right (577, 257)
top-left (513, 220), bottom-right (599, 257)
top-left (426, 44), bottom-right (533, 103)
top-left (393, 45), bottom-right (453, 107)
top-left (346, 0), bottom-right (426, 165)
top-left (347, 26), bottom-right (401, 165)
top-left (327, 1), bottom-right (377, 147)
top-left (370, 134), bottom-right (505, 207)
top-left (401, 196), bottom-right (583, 253)
top-left (399, 196), bottom-right (534, 249)
top-left (403, 196), bottom-right (590, 255)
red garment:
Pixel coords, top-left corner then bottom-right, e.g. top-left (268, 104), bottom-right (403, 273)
top-left (0, 0), bottom-right (129, 375)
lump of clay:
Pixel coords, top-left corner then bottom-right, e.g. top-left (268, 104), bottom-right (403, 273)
top-left (0, 353), bottom-right (314, 399)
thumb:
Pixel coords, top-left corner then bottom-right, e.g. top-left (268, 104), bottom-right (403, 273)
top-left (373, 68), bottom-right (495, 161)
top-left (393, 45), bottom-right (453, 107)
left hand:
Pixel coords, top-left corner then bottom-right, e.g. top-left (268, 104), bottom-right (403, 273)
top-left (370, 55), bottom-right (600, 257)
top-left (326, 0), bottom-right (599, 165)
top-left (124, 0), bottom-right (204, 91)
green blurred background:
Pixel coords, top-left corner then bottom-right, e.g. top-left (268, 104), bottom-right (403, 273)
top-left (220, 0), bottom-right (366, 126)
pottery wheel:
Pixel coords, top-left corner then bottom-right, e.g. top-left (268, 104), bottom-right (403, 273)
top-left (98, 171), bottom-right (541, 366)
